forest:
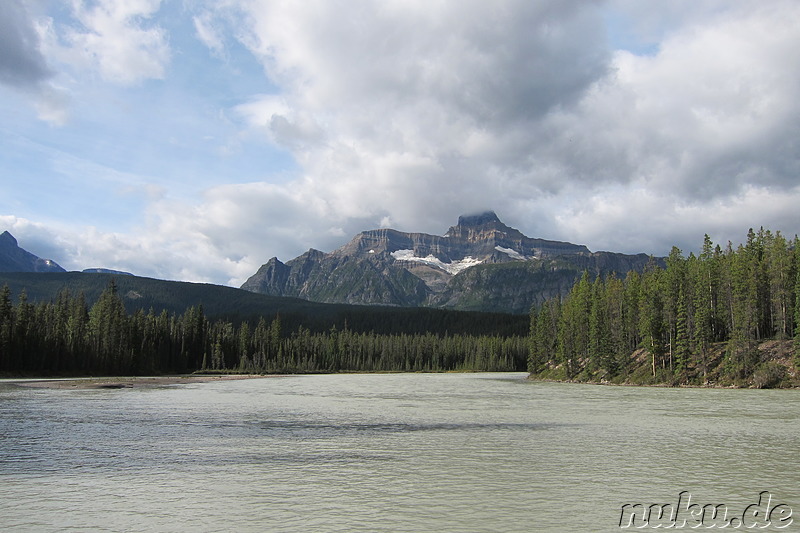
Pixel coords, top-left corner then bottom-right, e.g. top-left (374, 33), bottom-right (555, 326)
top-left (529, 228), bottom-right (800, 387)
top-left (3, 227), bottom-right (799, 386)
top-left (0, 280), bottom-right (528, 376)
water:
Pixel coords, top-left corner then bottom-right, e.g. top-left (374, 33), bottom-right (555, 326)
top-left (1, 373), bottom-right (798, 532)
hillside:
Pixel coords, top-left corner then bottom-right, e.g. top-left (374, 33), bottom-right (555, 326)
top-left (0, 271), bottom-right (528, 337)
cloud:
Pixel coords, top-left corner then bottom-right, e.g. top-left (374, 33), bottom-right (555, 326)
top-left (6, 1), bottom-right (800, 287)
top-left (0, 0), bottom-right (52, 88)
top-left (193, 10), bottom-right (226, 58)
top-left (0, 0), bottom-right (172, 125)
top-left (221, 2), bottom-right (799, 261)
top-left (220, 0), bottom-right (613, 232)
top-left (67, 0), bottom-right (800, 284)
top-left (550, 183), bottom-right (800, 255)
top-left (0, 0), bottom-right (70, 125)
top-left (60, 0), bottom-right (170, 84)
top-left (609, 2), bottom-right (800, 197)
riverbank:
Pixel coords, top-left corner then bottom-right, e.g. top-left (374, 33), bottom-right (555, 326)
top-left (9, 374), bottom-right (282, 390)
top-left (528, 339), bottom-right (800, 389)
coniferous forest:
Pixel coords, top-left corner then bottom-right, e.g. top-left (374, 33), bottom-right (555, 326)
top-left (3, 228), bottom-right (800, 387)
top-left (0, 280), bottom-right (528, 376)
top-left (529, 228), bottom-right (800, 387)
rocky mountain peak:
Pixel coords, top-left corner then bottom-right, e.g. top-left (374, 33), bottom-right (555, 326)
top-left (455, 211), bottom-right (501, 228)
top-left (0, 231), bottom-right (18, 247)
top-left (444, 210), bottom-right (525, 243)
top-left (0, 231), bottom-right (66, 273)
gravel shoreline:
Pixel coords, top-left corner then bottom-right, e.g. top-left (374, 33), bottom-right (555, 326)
top-left (9, 374), bottom-right (280, 389)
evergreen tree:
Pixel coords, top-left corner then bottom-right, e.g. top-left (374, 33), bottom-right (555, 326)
top-left (87, 280), bottom-right (130, 374)
top-left (764, 230), bottom-right (793, 338)
top-left (589, 276), bottom-right (615, 376)
top-left (621, 270), bottom-right (642, 358)
top-left (674, 286), bottom-right (690, 379)
top-left (794, 241), bottom-right (800, 368)
top-left (638, 267), bottom-right (665, 377)
top-left (528, 306), bottom-right (542, 374)
top-left (0, 285), bottom-right (12, 371)
top-left (726, 240), bottom-right (760, 380)
top-left (14, 290), bottom-right (33, 372)
top-left (557, 271), bottom-right (591, 378)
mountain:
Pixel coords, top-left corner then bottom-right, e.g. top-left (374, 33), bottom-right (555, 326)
top-left (242, 211), bottom-right (660, 314)
top-left (0, 231), bottom-right (66, 273)
top-left (82, 268), bottom-right (134, 275)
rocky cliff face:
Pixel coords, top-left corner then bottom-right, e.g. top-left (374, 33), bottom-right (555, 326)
top-left (0, 231), bottom-right (66, 273)
top-left (241, 212), bottom-right (660, 314)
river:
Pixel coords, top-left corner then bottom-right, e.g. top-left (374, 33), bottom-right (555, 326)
top-left (1, 373), bottom-right (798, 532)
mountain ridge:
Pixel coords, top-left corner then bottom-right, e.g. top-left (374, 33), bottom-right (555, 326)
top-left (0, 271), bottom-right (529, 337)
top-left (0, 231), bottom-right (66, 273)
top-left (242, 211), bottom-right (661, 314)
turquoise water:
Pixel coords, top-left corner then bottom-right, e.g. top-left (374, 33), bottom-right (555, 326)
top-left (1, 373), bottom-right (798, 532)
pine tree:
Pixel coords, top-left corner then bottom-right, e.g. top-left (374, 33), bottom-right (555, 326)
top-left (557, 271), bottom-right (591, 378)
top-left (528, 306), bottom-right (542, 374)
top-left (238, 322), bottom-right (251, 371)
top-left (764, 230), bottom-right (792, 338)
top-left (674, 286), bottom-right (691, 379)
top-left (725, 239), bottom-right (760, 380)
top-left (664, 246), bottom-right (687, 372)
top-left (87, 280), bottom-right (130, 373)
top-left (690, 247), bottom-right (714, 382)
top-left (621, 270), bottom-right (642, 358)
top-left (638, 266), bottom-right (666, 377)
top-left (589, 276), bottom-right (615, 377)
top-left (793, 241), bottom-right (800, 368)
top-left (14, 290), bottom-right (32, 372)
top-left (0, 285), bottom-right (12, 372)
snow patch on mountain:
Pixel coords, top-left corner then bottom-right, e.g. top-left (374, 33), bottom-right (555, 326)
top-left (495, 246), bottom-right (526, 260)
top-left (391, 249), bottom-right (482, 274)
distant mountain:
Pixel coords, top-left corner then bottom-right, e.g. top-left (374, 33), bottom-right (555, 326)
top-left (242, 211), bottom-right (661, 314)
top-left (82, 268), bottom-right (134, 275)
top-left (0, 231), bottom-right (66, 273)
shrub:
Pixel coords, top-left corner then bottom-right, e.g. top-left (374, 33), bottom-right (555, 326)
top-left (751, 362), bottom-right (787, 389)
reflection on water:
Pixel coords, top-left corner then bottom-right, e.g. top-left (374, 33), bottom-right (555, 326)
top-left (1, 374), bottom-right (799, 532)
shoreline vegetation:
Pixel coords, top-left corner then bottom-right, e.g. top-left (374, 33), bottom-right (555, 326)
top-left (528, 228), bottom-right (800, 389)
top-left (527, 339), bottom-right (799, 389)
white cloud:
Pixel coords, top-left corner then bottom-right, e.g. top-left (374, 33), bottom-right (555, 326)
top-left (218, 0), bottom-right (613, 233)
top-left (113, 1), bottom-right (800, 281)
top-left (234, 94), bottom-right (325, 150)
top-left (552, 183), bottom-right (800, 256)
top-left (60, 0), bottom-right (170, 84)
top-left (193, 11), bottom-right (226, 58)
top-left (5, 1), bottom-right (800, 287)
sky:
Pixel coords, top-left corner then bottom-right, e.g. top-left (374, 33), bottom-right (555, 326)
top-left (1, 0), bottom-right (799, 286)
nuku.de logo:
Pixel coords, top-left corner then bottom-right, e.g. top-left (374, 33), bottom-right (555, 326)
top-left (619, 491), bottom-right (793, 529)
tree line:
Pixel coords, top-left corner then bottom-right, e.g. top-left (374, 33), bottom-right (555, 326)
top-left (529, 228), bottom-right (800, 386)
top-left (0, 280), bottom-right (527, 376)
